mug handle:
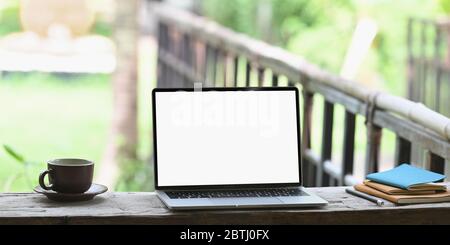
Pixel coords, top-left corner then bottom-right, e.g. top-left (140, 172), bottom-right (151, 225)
top-left (39, 169), bottom-right (53, 190)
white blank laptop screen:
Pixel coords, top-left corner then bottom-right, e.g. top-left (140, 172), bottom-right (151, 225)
top-left (154, 90), bottom-right (300, 187)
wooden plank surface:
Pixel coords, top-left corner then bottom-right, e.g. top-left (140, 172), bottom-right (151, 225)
top-left (1, 187), bottom-right (450, 225)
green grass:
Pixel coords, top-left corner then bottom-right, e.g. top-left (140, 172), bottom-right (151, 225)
top-left (0, 73), bottom-right (111, 191)
top-left (0, 0), bottom-right (21, 36)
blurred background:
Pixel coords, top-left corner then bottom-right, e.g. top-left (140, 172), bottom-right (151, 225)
top-left (0, 0), bottom-right (449, 192)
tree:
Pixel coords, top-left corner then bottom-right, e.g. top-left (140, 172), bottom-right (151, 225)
top-left (97, 0), bottom-right (139, 188)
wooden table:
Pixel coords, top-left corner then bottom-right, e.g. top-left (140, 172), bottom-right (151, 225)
top-left (1, 187), bottom-right (450, 225)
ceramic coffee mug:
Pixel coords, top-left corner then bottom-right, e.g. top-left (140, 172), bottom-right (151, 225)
top-left (39, 158), bottom-right (94, 193)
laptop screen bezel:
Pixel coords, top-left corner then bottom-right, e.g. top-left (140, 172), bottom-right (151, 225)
top-left (152, 86), bottom-right (302, 190)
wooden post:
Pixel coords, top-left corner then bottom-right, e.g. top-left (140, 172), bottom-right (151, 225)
top-left (365, 124), bottom-right (382, 175)
top-left (181, 33), bottom-right (191, 87)
top-left (425, 150), bottom-right (445, 175)
top-left (245, 60), bottom-right (251, 87)
top-left (223, 52), bottom-right (229, 87)
top-left (394, 135), bottom-right (411, 165)
top-left (257, 67), bottom-right (265, 87)
top-left (364, 93), bottom-right (382, 175)
top-left (162, 25), bottom-right (170, 88)
top-left (302, 89), bottom-right (314, 186)
top-left (211, 47), bottom-right (218, 87)
top-left (318, 100), bottom-right (334, 186)
top-left (156, 22), bottom-right (165, 88)
top-left (233, 56), bottom-right (239, 87)
top-left (272, 73), bottom-right (278, 87)
top-left (203, 44), bottom-right (210, 86)
top-left (214, 49), bottom-right (223, 87)
top-left (341, 110), bottom-right (356, 185)
top-left (192, 39), bottom-right (198, 80)
top-left (167, 28), bottom-right (176, 88)
top-left (171, 30), bottom-right (181, 87)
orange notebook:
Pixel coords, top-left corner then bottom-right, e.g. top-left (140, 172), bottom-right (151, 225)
top-left (363, 180), bottom-right (446, 195)
top-left (354, 184), bottom-right (450, 204)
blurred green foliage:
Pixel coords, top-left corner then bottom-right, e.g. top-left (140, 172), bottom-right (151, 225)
top-left (202, 0), bottom-right (355, 71)
top-left (115, 158), bottom-right (154, 192)
top-left (2, 144), bottom-right (39, 191)
top-left (92, 20), bottom-right (113, 37)
top-left (439, 0), bottom-right (450, 14)
top-left (202, 0), bottom-right (442, 96)
top-left (0, 0), bottom-right (21, 36)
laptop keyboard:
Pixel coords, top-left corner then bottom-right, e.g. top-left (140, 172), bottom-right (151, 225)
top-left (166, 188), bottom-right (303, 199)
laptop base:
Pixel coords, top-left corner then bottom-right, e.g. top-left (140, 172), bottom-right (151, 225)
top-left (156, 187), bottom-right (328, 210)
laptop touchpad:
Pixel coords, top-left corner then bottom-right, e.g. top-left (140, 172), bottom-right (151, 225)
top-left (210, 197), bottom-right (282, 205)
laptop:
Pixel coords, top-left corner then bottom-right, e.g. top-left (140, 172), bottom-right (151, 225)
top-left (152, 86), bottom-right (328, 210)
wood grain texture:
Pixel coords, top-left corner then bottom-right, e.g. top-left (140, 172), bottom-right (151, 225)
top-left (1, 187), bottom-right (450, 225)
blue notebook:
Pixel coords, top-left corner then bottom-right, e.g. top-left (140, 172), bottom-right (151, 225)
top-left (366, 164), bottom-right (445, 190)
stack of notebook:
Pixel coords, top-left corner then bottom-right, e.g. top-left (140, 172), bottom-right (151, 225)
top-left (354, 164), bottom-right (450, 204)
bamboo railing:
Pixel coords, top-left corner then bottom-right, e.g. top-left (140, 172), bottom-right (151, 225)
top-left (153, 3), bottom-right (450, 186)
